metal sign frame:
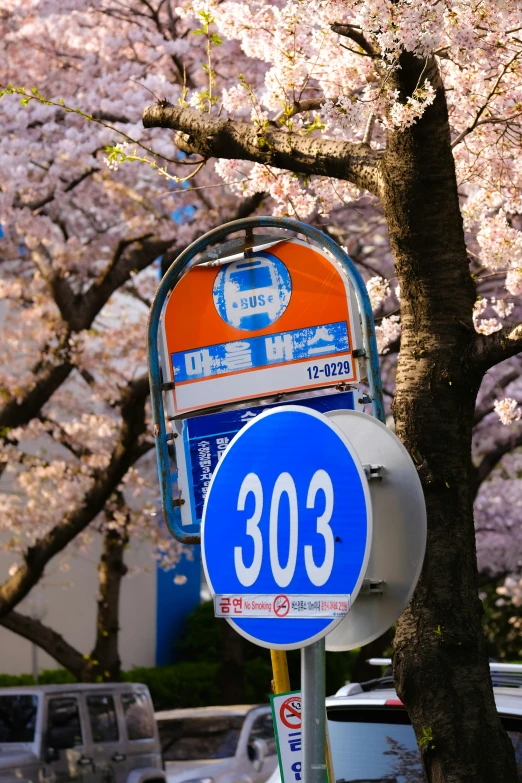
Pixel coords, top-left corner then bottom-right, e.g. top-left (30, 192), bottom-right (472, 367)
top-left (147, 217), bottom-right (386, 544)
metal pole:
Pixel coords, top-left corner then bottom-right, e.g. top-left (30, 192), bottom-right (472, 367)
top-left (301, 639), bottom-right (326, 783)
top-left (271, 649), bottom-right (291, 694)
top-left (32, 643), bottom-right (38, 683)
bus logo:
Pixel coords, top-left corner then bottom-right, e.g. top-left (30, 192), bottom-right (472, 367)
top-left (213, 251), bottom-right (292, 330)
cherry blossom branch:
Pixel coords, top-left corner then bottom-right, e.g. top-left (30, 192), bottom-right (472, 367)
top-left (0, 84), bottom-right (203, 167)
top-left (330, 23), bottom-right (378, 58)
top-left (451, 49), bottom-right (522, 148)
top-left (474, 364), bottom-right (521, 424)
top-left (473, 323), bottom-right (522, 372)
top-left (0, 326), bottom-right (74, 431)
top-left (0, 234), bottom-right (176, 433)
top-left (0, 374), bottom-right (150, 620)
top-left (142, 105), bottom-right (383, 194)
top-left (272, 98), bottom-right (326, 124)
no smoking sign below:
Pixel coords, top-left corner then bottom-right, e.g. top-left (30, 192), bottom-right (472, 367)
top-left (280, 696), bottom-right (302, 729)
top-left (214, 593), bottom-right (349, 619)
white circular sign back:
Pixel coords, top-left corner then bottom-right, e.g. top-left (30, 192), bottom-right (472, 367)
top-left (324, 411), bottom-right (427, 651)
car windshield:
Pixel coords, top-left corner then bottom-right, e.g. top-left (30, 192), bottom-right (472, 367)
top-left (327, 708), bottom-right (522, 782)
top-left (158, 715), bottom-right (244, 761)
top-left (0, 695), bottom-right (39, 743)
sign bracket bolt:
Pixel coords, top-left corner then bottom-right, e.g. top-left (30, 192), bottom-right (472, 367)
top-left (363, 463), bottom-right (384, 480)
top-left (360, 579), bottom-right (385, 595)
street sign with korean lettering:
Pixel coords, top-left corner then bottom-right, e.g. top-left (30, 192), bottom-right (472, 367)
top-left (160, 239), bottom-right (363, 416)
top-left (173, 390), bottom-right (360, 533)
top-left (201, 405), bottom-right (372, 649)
top-left (271, 691), bottom-right (303, 783)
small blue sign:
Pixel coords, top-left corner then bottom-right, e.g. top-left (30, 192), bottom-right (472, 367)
top-left (202, 406), bottom-right (372, 649)
top-left (171, 322), bottom-right (350, 382)
top-left (177, 391), bottom-right (359, 529)
top-left (213, 251), bottom-right (292, 330)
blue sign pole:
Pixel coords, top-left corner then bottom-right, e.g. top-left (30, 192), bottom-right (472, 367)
top-left (147, 217), bottom-right (385, 544)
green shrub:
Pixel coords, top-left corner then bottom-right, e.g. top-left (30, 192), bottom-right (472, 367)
top-left (0, 669), bottom-right (75, 687)
top-left (123, 662), bottom-right (221, 711)
top-left (0, 601), bottom-right (360, 708)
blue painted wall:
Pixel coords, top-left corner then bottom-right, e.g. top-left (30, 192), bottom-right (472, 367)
top-left (155, 545), bottom-right (202, 665)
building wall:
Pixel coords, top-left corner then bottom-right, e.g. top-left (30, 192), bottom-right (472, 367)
top-left (0, 536), bottom-right (201, 676)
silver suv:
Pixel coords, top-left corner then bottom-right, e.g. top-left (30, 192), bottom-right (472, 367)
top-left (156, 705), bottom-right (277, 783)
top-left (0, 683), bottom-right (166, 783)
top-left (266, 660), bottom-right (522, 782)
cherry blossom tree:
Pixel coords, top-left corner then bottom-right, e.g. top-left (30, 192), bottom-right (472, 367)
top-left (0, 0), bottom-right (264, 679)
top-left (137, 3), bottom-right (522, 782)
top-left (2, 0), bottom-right (522, 778)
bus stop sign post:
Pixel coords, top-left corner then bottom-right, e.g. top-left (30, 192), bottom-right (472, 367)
top-left (201, 405), bottom-right (372, 783)
top-left (147, 217), bottom-right (385, 546)
top-left (147, 217), bottom-right (387, 783)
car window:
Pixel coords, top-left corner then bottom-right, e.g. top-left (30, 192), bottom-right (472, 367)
top-left (47, 697), bottom-right (83, 748)
top-left (248, 713), bottom-right (277, 757)
top-left (86, 695), bottom-right (119, 743)
top-left (0, 695), bottom-right (38, 743)
top-left (327, 708), bottom-right (522, 782)
top-left (158, 715), bottom-right (244, 761)
top-left (121, 692), bottom-right (154, 741)
top-left (502, 718), bottom-right (522, 781)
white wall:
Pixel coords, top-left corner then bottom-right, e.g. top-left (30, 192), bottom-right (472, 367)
top-left (0, 535), bottom-right (157, 676)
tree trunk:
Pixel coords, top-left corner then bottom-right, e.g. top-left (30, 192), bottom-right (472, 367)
top-left (88, 497), bottom-right (129, 682)
top-left (380, 53), bottom-right (518, 782)
top-left (0, 501), bottom-right (129, 683)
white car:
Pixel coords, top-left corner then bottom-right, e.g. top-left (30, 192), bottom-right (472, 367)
top-left (156, 705), bottom-right (277, 783)
top-left (266, 660), bottom-right (522, 783)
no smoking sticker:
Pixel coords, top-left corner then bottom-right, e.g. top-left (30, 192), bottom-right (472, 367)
top-left (214, 594), bottom-right (350, 618)
top-left (280, 696), bottom-right (302, 729)
top-left (274, 595), bottom-right (290, 617)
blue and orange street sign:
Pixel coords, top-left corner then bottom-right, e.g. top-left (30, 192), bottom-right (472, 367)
top-left (160, 238), bottom-right (363, 415)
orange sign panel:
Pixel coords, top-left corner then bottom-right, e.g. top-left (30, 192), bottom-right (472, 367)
top-left (160, 239), bottom-right (362, 414)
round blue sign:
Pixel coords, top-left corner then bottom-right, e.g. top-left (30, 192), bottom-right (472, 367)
top-left (202, 406), bottom-right (372, 649)
top-left (212, 251), bottom-right (292, 331)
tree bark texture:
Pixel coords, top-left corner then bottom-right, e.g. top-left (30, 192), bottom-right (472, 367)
top-left (89, 497), bottom-right (129, 682)
top-left (381, 54), bottom-right (518, 783)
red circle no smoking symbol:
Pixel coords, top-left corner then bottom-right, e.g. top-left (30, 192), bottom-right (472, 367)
top-left (274, 595), bottom-right (290, 617)
top-left (280, 696), bottom-right (302, 729)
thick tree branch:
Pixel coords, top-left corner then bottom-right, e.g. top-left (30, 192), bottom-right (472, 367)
top-left (473, 323), bottom-right (522, 371)
top-left (73, 234), bottom-right (175, 330)
top-left (331, 24), bottom-right (378, 58)
top-left (142, 105), bottom-right (382, 195)
top-left (0, 234), bottom-right (172, 429)
top-left (474, 365), bottom-right (521, 424)
top-left (0, 611), bottom-right (87, 678)
top-left (471, 425), bottom-right (522, 498)
top-left (0, 375), bottom-right (150, 619)
top-left (0, 327), bottom-right (73, 430)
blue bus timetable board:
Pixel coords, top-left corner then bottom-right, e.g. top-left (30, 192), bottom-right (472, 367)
top-left (173, 390), bottom-right (361, 533)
